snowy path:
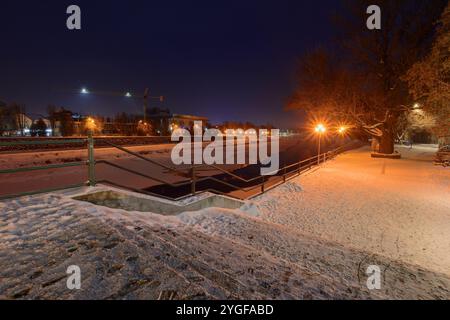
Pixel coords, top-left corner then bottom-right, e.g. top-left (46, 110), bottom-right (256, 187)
top-left (0, 145), bottom-right (449, 299)
top-left (254, 145), bottom-right (450, 276)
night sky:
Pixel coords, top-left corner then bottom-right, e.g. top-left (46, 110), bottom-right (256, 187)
top-left (0, 0), bottom-right (342, 128)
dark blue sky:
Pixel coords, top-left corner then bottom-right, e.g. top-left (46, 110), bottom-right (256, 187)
top-left (0, 0), bottom-right (342, 128)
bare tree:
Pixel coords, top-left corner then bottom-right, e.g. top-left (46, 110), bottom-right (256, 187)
top-left (403, 2), bottom-right (450, 143)
top-left (288, 0), bottom-right (447, 154)
top-left (47, 105), bottom-right (57, 136)
top-left (0, 100), bottom-right (6, 135)
top-left (9, 103), bottom-right (27, 136)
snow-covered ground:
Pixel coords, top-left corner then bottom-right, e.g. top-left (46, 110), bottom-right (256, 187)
top-left (253, 144), bottom-right (450, 276)
top-left (0, 145), bottom-right (449, 299)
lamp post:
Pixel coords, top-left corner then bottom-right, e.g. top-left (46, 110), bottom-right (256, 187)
top-left (338, 126), bottom-right (347, 145)
top-left (314, 124), bottom-right (326, 165)
top-left (85, 117), bottom-right (96, 133)
top-left (76, 87), bottom-right (163, 135)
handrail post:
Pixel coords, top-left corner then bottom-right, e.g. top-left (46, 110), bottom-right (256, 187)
top-left (317, 134), bottom-right (321, 165)
top-left (87, 131), bottom-right (96, 186)
top-left (191, 165), bottom-right (196, 195)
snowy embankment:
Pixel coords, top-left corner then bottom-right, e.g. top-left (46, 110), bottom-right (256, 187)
top-left (0, 145), bottom-right (449, 299)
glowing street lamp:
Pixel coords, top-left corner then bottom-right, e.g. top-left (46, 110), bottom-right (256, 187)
top-left (314, 124), bottom-right (326, 165)
top-left (85, 117), bottom-right (96, 132)
top-left (338, 126), bottom-right (347, 135)
top-left (315, 124), bottom-right (326, 134)
top-left (125, 92), bottom-right (132, 97)
top-left (81, 88), bottom-right (89, 94)
top-left (169, 123), bottom-right (178, 132)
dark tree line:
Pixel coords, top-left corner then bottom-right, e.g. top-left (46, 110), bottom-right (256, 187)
top-left (403, 2), bottom-right (450, 144)
top-left (0, 102), bottom-right (27, 136)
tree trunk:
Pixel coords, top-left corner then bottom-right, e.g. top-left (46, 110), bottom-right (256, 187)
top-left (379, 129), bottom-right (395, 154)
top-left (371, 138), bottom-right (380, 152)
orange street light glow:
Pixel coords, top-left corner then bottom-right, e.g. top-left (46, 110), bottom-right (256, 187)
top-left (338, 126), bottom-right (347, 134)
top-left (85, 117), bottom-right (96, 131)
top-left (314, 124), bottom-right (326, 133)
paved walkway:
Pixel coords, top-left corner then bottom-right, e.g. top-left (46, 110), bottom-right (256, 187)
top-left (255, 145), bottom-right (450, 276)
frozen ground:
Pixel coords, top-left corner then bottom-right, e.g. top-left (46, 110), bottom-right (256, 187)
top-left (0, 145), bottom-right (449, 299)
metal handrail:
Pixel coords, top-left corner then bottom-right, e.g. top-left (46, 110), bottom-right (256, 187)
top-left (177, 143), bottom-right (354, 199)
top-left (92, 140), bottom-right (340, 198)
top-left (96, 179), bottom-right (194, 201)
top-left (194, 151), bottom-right (321, 183)
top-left (0, 139), bottom-right (86, 146)
top-left (0, 137), bottom-right (87, 176)
top-left (97, 160), bottom-right (192, 188)
top-left (0, 161), bottom-right (85, 174)
top-left (196, 144), bottom-right (346, 183)
top-left (0, 134), bottom-right (357, 201)
top-left (0, 138), bottom-right (89, 200)
top-left (102, 140), bottom-right (189, 177)
top-left (201, 148), bottom-right (340, 183)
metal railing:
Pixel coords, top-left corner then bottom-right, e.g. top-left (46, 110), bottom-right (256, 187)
top-left (94, 139), bottom-right (358, 200)
top-left (0, 137), bottom-right (88, 200)
top-left (0, 133), bottom-right (358, 201)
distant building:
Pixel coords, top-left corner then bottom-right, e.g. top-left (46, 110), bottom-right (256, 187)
top-left (29, 118), bottom-right (51, 136)
top-left (48, 108), bottom-right (75, 136)
top-left (0, 112), bottom-right (33, 136)
top-left (147, 108), bottom-right (208, 136)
